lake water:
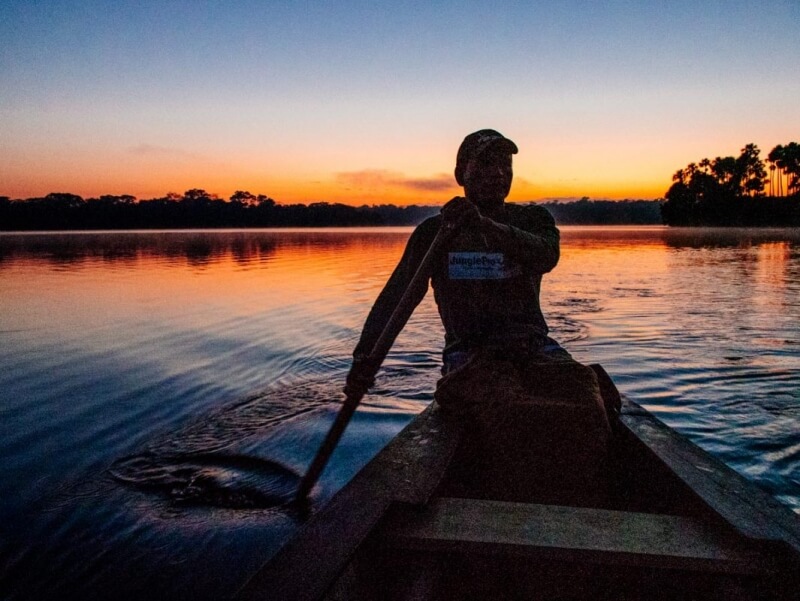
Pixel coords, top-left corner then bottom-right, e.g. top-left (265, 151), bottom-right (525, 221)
top-left (1, 226), bottom-right (799, 599)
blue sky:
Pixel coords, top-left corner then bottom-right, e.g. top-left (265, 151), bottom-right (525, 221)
top-left (2, 1), bottom-right (799, 203)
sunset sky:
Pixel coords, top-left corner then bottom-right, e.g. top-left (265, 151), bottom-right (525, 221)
top-left (2, 1), bottom-right (799, 206)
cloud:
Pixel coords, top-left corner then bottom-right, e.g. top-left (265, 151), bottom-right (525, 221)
top-left (400, 175), bottom-right (455, 192)
top-left (335, 169), bottom-right (457, 192)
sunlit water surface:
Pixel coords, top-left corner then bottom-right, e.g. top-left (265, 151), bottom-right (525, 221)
top-left (1, 227), bottom-right (799, 599)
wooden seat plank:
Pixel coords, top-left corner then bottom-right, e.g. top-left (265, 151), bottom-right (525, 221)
top-left (380, 497), bottom-right (766, 574)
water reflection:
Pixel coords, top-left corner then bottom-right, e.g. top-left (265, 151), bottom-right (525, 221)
top-left (1, 226), bottom-right (799, 600)
top-left (659, 226), bottom-right (800, 249)
top-left (558, 225), bottom-right (800, 250)
top-left (0, 228), bottom-right (414, 268)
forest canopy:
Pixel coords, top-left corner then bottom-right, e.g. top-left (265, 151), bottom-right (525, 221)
top-left (661, 142), bottom-right (800, 226)
top-left (0, 190), bottom-right (663, 230)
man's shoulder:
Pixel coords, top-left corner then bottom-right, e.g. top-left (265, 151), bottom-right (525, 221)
top-left (401, 214), bottom-right (441, 251)
top-left (413, 214), bottom-right (442, 236)
top-left (506, 202), bottom-right (552, 216)
top-left (417, 214), bottom-right (442, 227)
top-left (506, 202), bottom-right (556, 224)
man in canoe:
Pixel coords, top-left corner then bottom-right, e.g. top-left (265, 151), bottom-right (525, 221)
top-left (345, 128), bottom-right (569, 395)
top-left (323, 130), bottom-right (616, 507)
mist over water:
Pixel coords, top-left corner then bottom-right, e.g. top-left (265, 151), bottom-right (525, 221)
top-left (1, 226), bottom-right (799, 599)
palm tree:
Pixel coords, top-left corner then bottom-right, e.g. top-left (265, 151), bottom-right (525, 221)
top-left (768, 145), bottom-right (785, 196)
top-left (737, 144), bottom-right (766, 197)
top-left (783, 142), bottom-right (800, 195)
top-left (768, 163), bottom-right (776, 196)
top-left (711, 156), bottom-right (737, 191)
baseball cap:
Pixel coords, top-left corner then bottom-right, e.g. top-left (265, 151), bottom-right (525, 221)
top-left (454, 129), bottom-right (518, 185)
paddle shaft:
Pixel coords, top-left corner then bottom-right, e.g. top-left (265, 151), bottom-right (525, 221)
top-left (295, 222), bottom-right (457, 501)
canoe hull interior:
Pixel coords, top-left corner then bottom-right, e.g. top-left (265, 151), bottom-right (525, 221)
top-left (236, 391), bottom-right (800, 601)
top-left (330, 537), bottom-right (789, 601)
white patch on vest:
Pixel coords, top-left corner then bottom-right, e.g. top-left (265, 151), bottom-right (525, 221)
top-left (448, 252), bottom-right (519, 280)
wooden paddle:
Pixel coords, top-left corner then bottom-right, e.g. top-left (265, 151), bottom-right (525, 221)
top-left (295, 220), bottom-right (459, 502)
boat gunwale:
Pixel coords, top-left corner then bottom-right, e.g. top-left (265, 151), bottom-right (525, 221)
top-left (234, 396), bottom-right (800, 601)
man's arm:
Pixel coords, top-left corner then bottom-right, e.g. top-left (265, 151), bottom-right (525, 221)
top-left (351, 218), bottom-right (439, 361)
top-left (479, 205), bottom-right (559, 273)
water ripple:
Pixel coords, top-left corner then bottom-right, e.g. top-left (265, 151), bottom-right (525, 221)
top-left (3, 227), bottom-right (800, 600)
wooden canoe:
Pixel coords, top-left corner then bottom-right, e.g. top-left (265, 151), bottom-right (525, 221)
top-left (235, 369), bottom-right (800, 601)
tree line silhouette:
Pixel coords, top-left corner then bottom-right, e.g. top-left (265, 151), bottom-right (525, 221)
top-left (0, 189), bottom-right (435, 230)
top-left (540, 198), bottom-right (662, 225)
top-left (0, 189), bottom-right (664, 230)
top-left (661, 142), bottom-right (800, 226)
top-left (4, 141), bottom-right (798, 230)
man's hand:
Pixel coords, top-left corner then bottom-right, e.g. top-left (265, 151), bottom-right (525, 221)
top-left (441, 196), bottom-right (481, 229)
top-left (344, 354), bottom-right (377, 397)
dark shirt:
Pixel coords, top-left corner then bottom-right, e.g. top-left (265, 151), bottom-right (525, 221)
top-left (354, 202), bottom-right (560, 358)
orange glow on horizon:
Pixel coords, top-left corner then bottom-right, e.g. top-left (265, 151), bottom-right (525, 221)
top-left (1, 137), bottom-right (673, 204)
top-left (0, 172), bottom-right (668, 205)
top-left (4, 124), bottom-right (743, 204)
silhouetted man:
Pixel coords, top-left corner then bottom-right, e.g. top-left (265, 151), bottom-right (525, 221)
top-left (346, 129), bottom-right (566, 395)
